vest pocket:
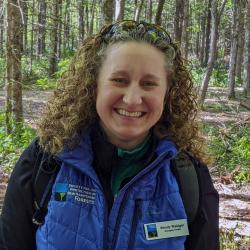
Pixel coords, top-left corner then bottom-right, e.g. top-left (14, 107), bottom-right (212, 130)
top-left (130, 193), bottom-right (187, 249)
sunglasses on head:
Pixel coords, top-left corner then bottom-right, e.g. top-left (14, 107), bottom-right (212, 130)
top-left (103, 20), bottom-right (172, 44)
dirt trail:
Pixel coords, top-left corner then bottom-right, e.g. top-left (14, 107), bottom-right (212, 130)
top-left (215, 182), bottom-right (250, 237)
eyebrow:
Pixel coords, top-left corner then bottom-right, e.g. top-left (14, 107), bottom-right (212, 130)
top-left (110, 70), bottom-right (129, 76)
top-left (143, 74), bottom-right (160, 81)
top-left (111, 71), bottom-right (160, 81)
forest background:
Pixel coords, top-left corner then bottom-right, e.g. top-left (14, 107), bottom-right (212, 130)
top-left (0, 0), bottom-right (250, 249)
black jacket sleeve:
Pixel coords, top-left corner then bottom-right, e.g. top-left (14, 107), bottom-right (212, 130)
top-left (185, 161), bottom-right (220, 250)
top-left (0, 139), bottom-right (40, 250)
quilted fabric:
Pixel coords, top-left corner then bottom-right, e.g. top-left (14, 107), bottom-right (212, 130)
top-left (36, 133), bottom-right (187, 250)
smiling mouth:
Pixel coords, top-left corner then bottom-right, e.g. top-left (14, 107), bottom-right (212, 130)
top-left (115, 108), bottom-right (145, 118)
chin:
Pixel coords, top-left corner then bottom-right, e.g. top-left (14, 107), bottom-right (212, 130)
top-left (116, 131), bottom-right (147, 143)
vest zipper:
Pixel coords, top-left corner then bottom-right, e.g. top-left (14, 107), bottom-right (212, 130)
top-left (110, 152), bottom-right (171, 250)
top-left (127, 199), bottom-right (141, 250)
top-left (110, 191), bottom-right (129, 250)
top-left (103, 201), bottom-right (108, 250)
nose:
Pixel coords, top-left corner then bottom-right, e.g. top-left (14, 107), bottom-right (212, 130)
top-left (122, 84), bottom-right (142, 105)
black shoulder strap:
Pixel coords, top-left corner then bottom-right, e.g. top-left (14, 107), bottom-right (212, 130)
top-left (171, 151), bottom-right (200, 225)
top-left (31, 147), bottom-right (199, 226)
top-left (32, 151), bottom-right (60, 226)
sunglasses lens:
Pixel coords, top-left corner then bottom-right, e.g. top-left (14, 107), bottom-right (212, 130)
top-left (104, 20), bottom-right (171, 43)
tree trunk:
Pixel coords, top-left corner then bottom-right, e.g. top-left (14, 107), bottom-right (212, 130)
top-left (235, 2), bottom-right (245, 83)
top-left (0, 0), bottom-right (5, 56)
top-left (100, 0), bottom-right (113, 26)
top-left (174, 0), bottom-right (184, 43)
top-left (78, 0), bottom-right (85, 44)
top-left (199, 0), bottom-right (227, 105)
top-left (204, 0), bottom-right (212, 66)
top-left (146, 0), bottom-right (152, 23)
top-left (182, 0), bottom-right (189, 59)
top-left (134, 0), bottom-right (144, 22)
top-left (21, 0), bottom-right (28, 54)
top-left (70, 13), bottom-right (74, 50)
top-left (37, 0), bottom-right (46, 57)
top-left (228, 0), bottom-right (239, 99)
top-left (29, 0), bottom-right (35, 74)
top-left (195, 12), bottom-right (200, 59)
top-left (49, 0), bottom-right (61, 77)
top-left (6, 0), bottom-right (23, 130)
top-left (200, 7), bottom-right (206, 65)
top-left (70, 11), bottom-right (74, 51)
top-left (134, 0), bottom-right (137, 20)
top-left (155, 0), bottom-right (165, 25)
top-left (243, 1), bottom-right (250, 96)
top-left (188, 3), bottom-right (193, 54)
top-left (85, 1), bottom-right (89, 34)
top-left (63, 0), bottom-right (70, 53)
top-left (115, 0), bottom-right (125, 21)
top-left (223, 25), bottom-right (231, 64)
top-left (89, 0), bottom-right (96, 35)
top-left (58, 1), bottom-right (62, 59)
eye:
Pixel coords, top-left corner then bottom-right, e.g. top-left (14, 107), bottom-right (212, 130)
top-left (111, 78), bottom-right (128, 85)
top-left (142, 81), bottom-right (158, 87)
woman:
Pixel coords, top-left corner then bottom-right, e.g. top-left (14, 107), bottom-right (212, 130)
top-left (0, 20), bottom-right (219, 250)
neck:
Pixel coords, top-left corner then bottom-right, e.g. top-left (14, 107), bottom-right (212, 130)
top-left (98, 122), bottom-right (149, 150)
top-left (107, 134), bottom-right (148, 150)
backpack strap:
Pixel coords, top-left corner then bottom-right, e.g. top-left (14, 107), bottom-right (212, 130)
top-left (32, 152), bottom-right (60, 226)
top-left (171, 151), bottom-right (200, 225)
top-left (31, 146), bottom-right (199, 226)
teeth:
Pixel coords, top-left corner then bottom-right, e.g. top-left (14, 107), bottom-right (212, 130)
top-left (116, 109), bottom-right (143, 117)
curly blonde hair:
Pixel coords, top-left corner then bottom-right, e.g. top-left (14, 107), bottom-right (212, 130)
top-left (37, 21), bottom-right (208, 163)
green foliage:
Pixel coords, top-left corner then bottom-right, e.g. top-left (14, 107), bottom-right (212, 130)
top-left (35, 58), bottom-right (70, 90)
top-left (203, 103), bottom-right (232, 113)
top-left (61, 49), bottom-right (76, 59)
top-left (0, 58), bottom-right (5, 88)
top-left (21, 57), bottom-right (70, 90)
top-left (211, 68), bottom-right (228, 87)
top-left (191, 66), bottom-right (228, 87)
top-left (234, 171), bottom-right (250, 184)
top-left (0, 56), bottom-right (70, 91)
top-left (190, 64), bottom-right (244, 88)
top-left (36, 78), bottom-right (57, 90)
top-left (22, 57), bottom-right (49, 86)
top-left (54, 58), bottom-right (71, 78)
top-left (0, 113), bottom-right (36, 172)
top-left (189, 63), bottom-right (206, 87)
top-left (220, 229), bottom-right (250, 250)
top-left (202, 122), bottom-right (250, 184)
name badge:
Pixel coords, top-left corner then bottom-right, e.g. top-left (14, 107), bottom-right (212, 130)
top-left (144, 219), bottom-right (189, 240)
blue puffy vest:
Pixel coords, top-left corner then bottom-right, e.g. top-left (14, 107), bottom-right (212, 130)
top-left (36, 133), bottom-right (188, 250)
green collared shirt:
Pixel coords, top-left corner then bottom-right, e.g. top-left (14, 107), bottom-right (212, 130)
top-left (111, 135), bottom-right (152, 196)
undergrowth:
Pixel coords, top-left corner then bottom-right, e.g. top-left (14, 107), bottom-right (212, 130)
top-left (0, 113), bottom-right (36, 172)
top-left (202, 122), bottom-right (250, 184)
top-left (220, 228), bottom-right (250, 250)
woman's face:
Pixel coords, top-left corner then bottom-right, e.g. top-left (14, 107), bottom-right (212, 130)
top-left (96, 41), bottom-right (168, 149)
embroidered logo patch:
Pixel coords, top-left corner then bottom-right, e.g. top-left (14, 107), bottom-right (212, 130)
top-left (144, 219), bottom-right (189, 240)
top-left (55, 183), bottom-right (69, 201)
top-left (68, 184), bottom-right (96, 205)
top-left (54, 183), bottom-right (96, 205)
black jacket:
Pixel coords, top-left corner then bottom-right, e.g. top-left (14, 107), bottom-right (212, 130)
top-left (0, 134), bottom-right (219, 250)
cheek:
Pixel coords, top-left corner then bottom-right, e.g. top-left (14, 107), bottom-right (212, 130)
top-left (96, 87), bottom-right (122, 110)
top-left (152, 89), bottom-right (166, 112)
top-left (146, 95), bottom-right (165, 120)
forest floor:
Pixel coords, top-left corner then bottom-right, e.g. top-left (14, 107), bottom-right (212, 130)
top-left (0, 87), bottom-right (250, 241)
